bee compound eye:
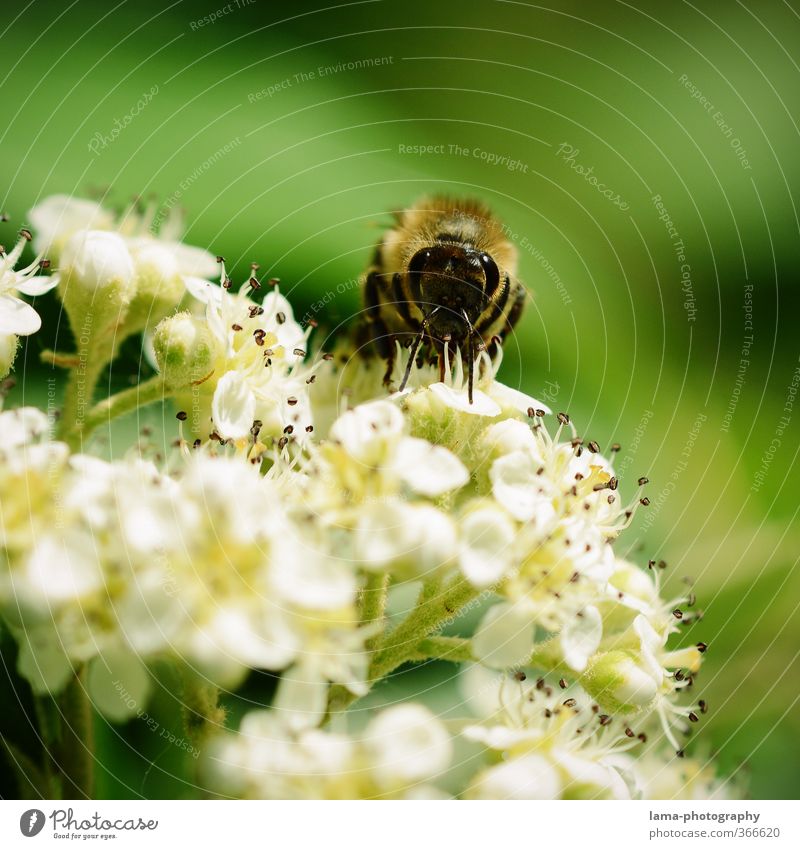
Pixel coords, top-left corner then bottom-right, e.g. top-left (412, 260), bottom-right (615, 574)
top-left (407, 248), bottom-right (432, 278)
top-left (479, 252), bottom-right (500, 296)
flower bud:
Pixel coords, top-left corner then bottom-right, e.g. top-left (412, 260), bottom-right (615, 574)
top-left (581, 649), bottom-right (658, 714)
top-left (60, 230), bottom-right (136, 294)
top-left (58, 230), bottom-right (137, 348)
top-left (0, 332), bottom-right (19, 378)
top-left (153, 312), bottom-right (215, 388)
top-left (124, 241), bottom-right (186, 334)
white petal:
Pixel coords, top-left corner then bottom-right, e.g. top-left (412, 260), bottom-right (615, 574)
top-left (28, 195), bottom-right (114, 254)
top-left (162, 240), bottom-right (218, 278)
top-left (633, 614), bottom-right (666, 682)
top-left (552, 748), bottom-right (632, 800)
top-left (472, 603), bottom-right (534, 669)
top-left (16, 629), bottom-right (74, 695)
top-left (212, 371), bottom-right (256, 440)
top-left (490, 451), bottom-right (558, 524)
top-left (459, 507), bottom-right (516, 588)
top-left (272, 669), bottom-right (329, 732)
top-left (429, 381), bottom-right (500, 416)
top-left (395, 437), bottom-right (469, 496)
top-left (489, 381), bottom-right (552, 416)
top-left (184, 275), bottom-right (223, 305)
top-left (364, 704), bottom-right (452, 787)
top-left (0, 294), bottom-right (41, 335)
top-left (14, 274), bottom-right (60, 297)
top-left (87, 646), bottom-right (151, 722)
top-left (469, 754), bottom-right (561, 800)
top-left (561, 605), bottom-right (603, 672)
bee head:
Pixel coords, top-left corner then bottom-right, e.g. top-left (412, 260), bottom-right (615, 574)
top-left (407, 244), bottom-right (500, 335)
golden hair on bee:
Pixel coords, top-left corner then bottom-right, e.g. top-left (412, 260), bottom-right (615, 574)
top-left (361, 196), bottom-right (525, 402)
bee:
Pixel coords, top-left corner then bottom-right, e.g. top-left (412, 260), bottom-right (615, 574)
top-left (362, 196), bottom-right (525, 402)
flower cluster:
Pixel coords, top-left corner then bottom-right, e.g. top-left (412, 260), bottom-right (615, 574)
top-left (0, 194), bottom-right (728, 800)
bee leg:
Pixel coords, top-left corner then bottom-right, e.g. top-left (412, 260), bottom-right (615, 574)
top-left (399, 308), bottom-right (439, 392)
top-left (467, 329), bottom-right (475, 404)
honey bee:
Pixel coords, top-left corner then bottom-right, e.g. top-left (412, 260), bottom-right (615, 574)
top-left (362, 196), bottom-right (525, 402)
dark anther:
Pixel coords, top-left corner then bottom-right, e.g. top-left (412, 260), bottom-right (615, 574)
top-left (287, 397), bottom-right (298, 406)
top-left (563, 698), bottom-right (577, 707)
top-left (688, 712), bottom-right (699, 723)
top-left (305, 425), bottom-right (314, 433)
top-left (638, 476), bottom-right (649, 486)
top-left (557, 412), bottom-right (570, 425)
top-left (513, 671), bottom-right (526, 682)
top-left (673, 609), bottom-right (683, 619)
top-left (699, 699), bottom-right (708, 714)
top-left (216, 255), bottom-right (225, 263)
top-left (696, 642), bottom-right (708, 653)
top-left (19, 228), bottom-right (32, 241)
top-left (293, 348), bottom-right (306, 357)
top-left (276, 312), bottom-right (286, 324)
top-left (176, 411), bottom-right (188, 421)
top-left (231, 323), bottom-right (243, 331)
top-left (640, 497), bottom-right (651, 506)
top-left (587, 441), bottom-right (600, 453)
top-left (249, 277), bottom-right (261, 290)
top-left (558, 678), bottom-right (567, 689)
top-left (610, 442), bottom-right (621, 453)
top-left (322, 353), bottom-right (334, 361)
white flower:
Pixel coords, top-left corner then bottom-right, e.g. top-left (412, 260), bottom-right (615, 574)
top-left (461, 666), bottom-right (637, 800)
top-left (0, 235), bottom-right (57, 335)
top-left (362, 703), bottom-right (452, 789)
top-left (28, 194), bottom-right (115, 258)
top-left (355, 502), bottom-right (457, 577)
top-left (203, 702), bottom-right (451, 799)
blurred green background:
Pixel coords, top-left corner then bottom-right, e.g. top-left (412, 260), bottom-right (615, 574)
top-left (1, 0), bottom-right (799, 799)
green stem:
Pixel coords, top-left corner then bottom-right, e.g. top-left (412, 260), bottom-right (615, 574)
top-left (57, 354), bottom-right (106, 450)
top-left (327, 575), bottom-right (482, 717)
top-left (368, 575), bottom-right (481, 681)
top-left (82, 374), bottom-right (170, 438)
top-left (56, 669), bottom-right (94, 798)
top-left (406, 635), bottom-right (475, 663)
top-left (359, 572), bottom-right (389, 648)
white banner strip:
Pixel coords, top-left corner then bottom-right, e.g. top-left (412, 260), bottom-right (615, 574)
top-left (1, 800), bottom-right (796, 848)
